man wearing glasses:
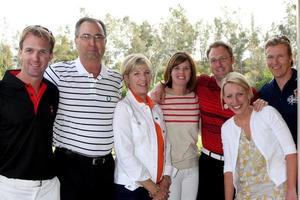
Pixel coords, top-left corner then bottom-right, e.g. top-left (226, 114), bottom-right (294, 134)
top-left (0, 25), bottom-right (59, 200)
top-left (45, 17), bottom-right (122, 200)
top-left (259, 35), bottom-right (297, 145)
top-left (196, 39), bottom-right (270, 199)
top-left (196, 41), bottom-right (238, 200)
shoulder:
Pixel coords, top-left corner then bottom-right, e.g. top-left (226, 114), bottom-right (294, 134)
top-left (259, 81), bottom-right (273, 94)
top-left (44, 78), bottom-right (58, 92)
top-left (222, 117), bottom-right (234, 130)
top-left (105, 67), bottom-right (122, 84)
top-left (107, 68), bottom-right (121, 77)
top-left (48, 60), bottom-right (77, 73)
top-left (253, 105), bottom-right (279, 120)
top-left (221, 117), bottom-right (236, 137)
top-left (197, 74), bottom-right (211, 84)
top-left (115, 96), bottom-right (132, 111)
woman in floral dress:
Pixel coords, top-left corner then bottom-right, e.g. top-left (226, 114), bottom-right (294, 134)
top-left (220, 72), bottom-right (297, 200)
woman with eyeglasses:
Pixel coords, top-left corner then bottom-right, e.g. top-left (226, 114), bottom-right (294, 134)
top-left (221, 72), bottom-right (297, 200)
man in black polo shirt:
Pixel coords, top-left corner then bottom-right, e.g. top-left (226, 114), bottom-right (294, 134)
top-left (0, 25), bottom-right (59, 200)
top-left (259, 35), bottom-right (297, 145)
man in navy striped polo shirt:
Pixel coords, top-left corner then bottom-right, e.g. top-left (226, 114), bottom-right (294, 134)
top-left (45, 17), bottom-right (122, 200)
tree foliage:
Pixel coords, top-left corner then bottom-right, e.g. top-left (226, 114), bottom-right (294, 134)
top-left (0, 1), bottom-right (296, 86)
top-left (0, 42), bottom-right (13, 77)
top-left (53, 26), bottom-right (78, 63)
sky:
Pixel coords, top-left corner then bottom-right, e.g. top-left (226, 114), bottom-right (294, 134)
top-left (0, 0), bottom-right (288, 47)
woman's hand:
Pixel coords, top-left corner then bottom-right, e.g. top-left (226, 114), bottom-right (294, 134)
top-left (152, 176), bottom-right (171, 200)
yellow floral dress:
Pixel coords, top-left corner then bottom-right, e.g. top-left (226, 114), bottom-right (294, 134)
top-left (235, 130), bottom-right (286, 200)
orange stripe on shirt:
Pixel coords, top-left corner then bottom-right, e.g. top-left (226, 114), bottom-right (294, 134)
top-left (131, 90), bottom-right (165, 183)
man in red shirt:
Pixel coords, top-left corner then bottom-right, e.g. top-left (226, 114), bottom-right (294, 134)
top-left (196, 41), bottom-right (263, 199)
top-left (196, 41), bottom-right (235, 200)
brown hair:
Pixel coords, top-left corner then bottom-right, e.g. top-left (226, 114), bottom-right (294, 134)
top-left (19, 25), bottom-right (55, 53)
top-left (75, 17), bottom-right (107, 38)
top-left (265, 35), bottom-right (293, 66)
top-left (206, 41), bottom-right (233, 59)
top-left (163, 51), bottom-right (197, 91)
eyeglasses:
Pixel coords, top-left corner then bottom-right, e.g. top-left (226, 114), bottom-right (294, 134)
top-left (79, 33), bottom-right (106, 41)
top-left (209, 56), bottom-right (232, 64)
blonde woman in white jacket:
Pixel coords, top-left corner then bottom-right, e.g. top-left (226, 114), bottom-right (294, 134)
top-left (220, 72), bottom-right (297, 200)
top-left (113, 54), bottom-right (172, 200)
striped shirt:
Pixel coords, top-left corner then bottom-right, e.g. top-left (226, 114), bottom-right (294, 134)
top-left (160, 92), bottom-right (200, 123)
top-left (45, 58), bottom-right (122, 156)
top-left (159, 92), bottom-right (200, 169)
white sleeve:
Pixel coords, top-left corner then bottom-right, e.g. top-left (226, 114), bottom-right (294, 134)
top-left (221, 122), bottom-right (233, 173)
top-left (163, 125), bottom-right (173, 176)
top-left (113, 101), bottom-right (151, 182)
top-left (265, 106), bottom-right (296, 155)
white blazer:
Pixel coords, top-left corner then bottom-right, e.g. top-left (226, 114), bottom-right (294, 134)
top-left (113, 90), bottom-right (172, 191)
top-left (221, 106), bottom-right (296, 189)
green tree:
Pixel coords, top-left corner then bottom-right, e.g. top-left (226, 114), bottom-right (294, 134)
top-left (195, 20), bottom-right (212, 74)
top-left (268, 0), bottom-right (297, 65)
top-left (0, 42), bottom-right (13, 78)
top-left (152, 5), bottom-right (198, 84)
top-left (104, 15), bottom-right (133, 70)
top-left (53, 26), bottom-right (78, 63)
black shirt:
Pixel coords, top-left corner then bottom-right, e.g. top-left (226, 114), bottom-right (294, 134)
top-left (0, 70), bottom-right (59, 180)
top-left (259, 68), bottom-right (297, 145)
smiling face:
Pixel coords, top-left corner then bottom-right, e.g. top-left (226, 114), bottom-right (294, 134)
top-left (18, 33), bottom-right (53, 82)
top-left (170, 60), bottom-right (191, 88)
top-left (266, 43), bottom-right (292, 80)
top-left (125, 64), bottom-right (152, 101)
top-left (208, 46), bottom-right (234, 84)
top-left (75, 21), bottom-right (106, 62)
top-left (222, 82), bottom-right (251, 116)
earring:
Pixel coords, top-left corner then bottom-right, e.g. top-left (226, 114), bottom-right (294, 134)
top-left (223, 103), bottom-right (229, 109)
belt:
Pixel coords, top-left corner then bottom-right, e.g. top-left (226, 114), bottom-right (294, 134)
top-left (56, 147), bottom-right (111, 166)
top-left (201, 147), bottom-right (224, 161)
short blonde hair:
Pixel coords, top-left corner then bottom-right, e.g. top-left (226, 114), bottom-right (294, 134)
top-left (220, 72), bottom-right (253, 105)
top-left (121, 53), bottom-right (152, 87)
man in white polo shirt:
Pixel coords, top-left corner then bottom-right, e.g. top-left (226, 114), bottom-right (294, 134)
top-left (45, 17), bottom-right (122, 200)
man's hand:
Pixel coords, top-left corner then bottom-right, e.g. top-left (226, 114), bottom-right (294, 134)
top-left (149, 83), bottom-right (165, 104)
top-left (252, 98), bottom-right (268, 112)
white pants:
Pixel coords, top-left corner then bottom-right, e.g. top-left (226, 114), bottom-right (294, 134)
top-left (169, 166), bottom-right (199, 200)
top-left (0, 175), bottom-right (60, 200)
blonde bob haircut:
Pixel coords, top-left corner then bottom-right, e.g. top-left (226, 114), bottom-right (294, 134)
top-left (121, 53), bottom-right (152, 88)
top-left (220, 72), bottom-right (253, 108)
